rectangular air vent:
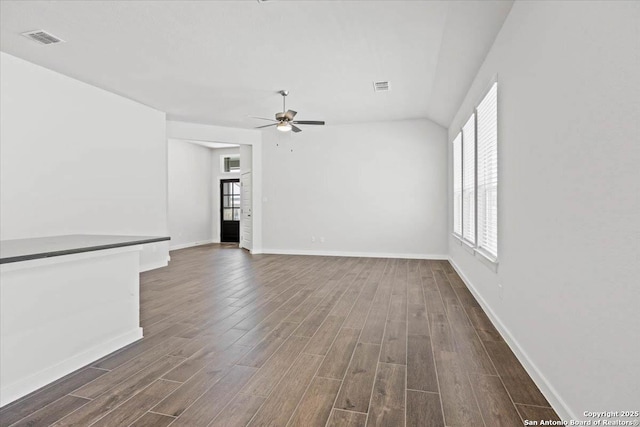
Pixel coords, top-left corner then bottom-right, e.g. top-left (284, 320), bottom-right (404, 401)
top-left (22, 30), bottom-right (64, 45)
top-left (373, 81), bottom-right (390, 92)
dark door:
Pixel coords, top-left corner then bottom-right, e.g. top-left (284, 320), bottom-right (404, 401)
top-left (220, 179), bottom-right (240, 243)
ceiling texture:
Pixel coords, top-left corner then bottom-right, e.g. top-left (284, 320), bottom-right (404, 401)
top-left (0, 0), bottom-right (513, 129)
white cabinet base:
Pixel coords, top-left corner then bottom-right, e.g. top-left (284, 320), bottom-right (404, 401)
top-left (0, 246), bottom-right (144, 406)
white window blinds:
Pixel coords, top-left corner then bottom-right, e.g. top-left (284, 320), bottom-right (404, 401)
top-left (476, 82), bottom-right (498, 258)
top-left (462, 114), bottom-right (476, 244)
top-left (453, 133), bottom-right (462, 236)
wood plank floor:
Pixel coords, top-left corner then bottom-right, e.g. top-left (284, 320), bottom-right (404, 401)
top-left (0, 245), bottom-right (560, 427)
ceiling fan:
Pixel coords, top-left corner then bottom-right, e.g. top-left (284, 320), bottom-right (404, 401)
top-left (250, 90), bottom-right (325, 133)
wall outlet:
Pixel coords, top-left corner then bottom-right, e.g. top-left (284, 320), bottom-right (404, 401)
top-left (320, 237), bottom-right (325, 243)
top-left (497, 283), bottom-right (504, 300)
top-left (311, 236), bottom-right (316, 242)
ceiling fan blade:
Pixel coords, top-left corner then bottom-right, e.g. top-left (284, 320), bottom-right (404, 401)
top-left (255, 123), bottom-right (278, 129)
top-left (291, 124), bottom-right (302, 133)
top-left (284, 110), bottom-right (297, 120)
top-left (293, 120), bottom-right (325, 125)
top-left (249, 116), bottom-right (278, 122)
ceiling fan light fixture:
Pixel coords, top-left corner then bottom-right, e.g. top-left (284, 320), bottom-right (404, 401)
top-left (251, 90), bottom-right (324, 133)
top-left (276, 121), bottom-right (292, 132)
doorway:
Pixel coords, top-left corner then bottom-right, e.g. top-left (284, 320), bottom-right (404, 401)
top-left (220, 179), bottom-right (240, 243)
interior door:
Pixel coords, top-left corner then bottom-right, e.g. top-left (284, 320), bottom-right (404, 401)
top-left (220, 179), bottom-right (240, 243)
top-left (240, 172), bottom-right (252, 250)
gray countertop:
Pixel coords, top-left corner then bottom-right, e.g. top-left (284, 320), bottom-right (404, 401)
top-left (0, 234), bottom-right (170, 264)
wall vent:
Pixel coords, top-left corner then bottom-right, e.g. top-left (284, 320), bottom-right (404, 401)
top-left (22, 30), bottom-right (64, 45)
top-left (373, 81), bottom-right (390, 92)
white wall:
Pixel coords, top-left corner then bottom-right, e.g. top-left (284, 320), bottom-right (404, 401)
top-left (447, 1), bottom-right (640, 420)
top-left (0, 53), bottom-right (169, 270)
top-left (168, 139), bottom-right (213, 249)
top-left (240, 144), bottom-right (253, 174)
top-left (211, 147), bottom-right (241, 243)
top-left (262, 119), bottom-right (448, 258)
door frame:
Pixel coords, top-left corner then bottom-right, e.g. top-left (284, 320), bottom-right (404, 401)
top-left (219, 178), bottom-right (240, 243)
top-left (240, 172), bottom-right (252, 251)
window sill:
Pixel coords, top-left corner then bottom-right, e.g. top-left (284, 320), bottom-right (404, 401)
top-left (451, 234), bottom-right (498, 273)
top-left (452, 234), bottom-right (475, 254)
top-left (461, 239), bottom-right (475, 254)
top-left (475, 248), bottom-right (499, 273)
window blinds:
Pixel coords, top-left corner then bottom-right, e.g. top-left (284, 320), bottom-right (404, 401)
top-left (453, 133), bottom-right (462, 236)
top-left (476, 82), bottom-right (498, 258)
top-left (462, 114), bottom-right (476, 244)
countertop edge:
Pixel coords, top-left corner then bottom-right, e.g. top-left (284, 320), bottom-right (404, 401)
top-left (0, 236), bottom-right (171, 264)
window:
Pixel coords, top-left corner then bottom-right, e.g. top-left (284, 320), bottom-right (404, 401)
top-left (453, 133), bottom-right (462, 236)
top-left (452, 81), bottom-right (498, 262)
top-left (222, 180), bottom-right (241, 221)
top-left (221, 155), bottom-right (240, 173)
top-left (476, 82), bottom-right (498, 258)
top-left (462, 114), bottom-right (476, 244)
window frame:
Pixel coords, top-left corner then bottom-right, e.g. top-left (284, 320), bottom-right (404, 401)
top-left (452, 133), bottom-right (463, 238)
top-left (220, 154), bottom-right (240, 174)
top-left (461, 113), bottom-right (477, 246)
top-left (476, 82), bottom-right (498, 260)
top-left (451, 77), bottom-right (499, 267)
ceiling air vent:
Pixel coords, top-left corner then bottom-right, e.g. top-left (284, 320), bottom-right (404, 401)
top-left (373, 81), bottom-right (390, 92)
top-left (22, 30), bottom-right (64, 45)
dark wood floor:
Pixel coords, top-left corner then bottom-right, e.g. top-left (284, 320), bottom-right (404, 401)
top-left (0, 245), bottom-right (560, 427)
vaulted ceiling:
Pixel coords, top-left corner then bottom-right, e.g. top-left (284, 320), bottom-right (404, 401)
top-left (0, 0), bottom-right (512, 129)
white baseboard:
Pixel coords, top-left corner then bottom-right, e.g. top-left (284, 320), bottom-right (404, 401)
top-left (140, 258), bottom-right (169, 272)
top-left (448, 258), bottom-right (575, 422)
top-left (169, 240), bottom-right (214, 251)
top-left (261, 248), bottom-right (448, 260)
top-left (0, 327), bottom-right (142, 407)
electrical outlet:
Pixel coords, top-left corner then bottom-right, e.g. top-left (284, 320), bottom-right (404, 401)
top-left (497, 283), bottom-right (504, 300)
top-left (320, 237), bottom-right (325, 243)
top-left (311, 236), bottom-right (316, 242)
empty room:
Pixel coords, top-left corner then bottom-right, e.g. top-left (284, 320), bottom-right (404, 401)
top-left (0, 1), bottom-right (638, 426)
